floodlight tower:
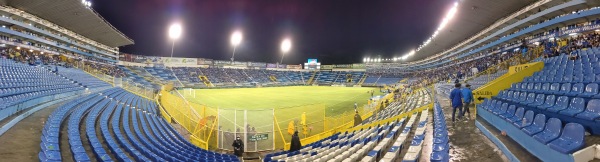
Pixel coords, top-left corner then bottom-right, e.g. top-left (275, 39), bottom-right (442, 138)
top-left (280, 38), bottom-right (292, 65)
top-left (230, 31), bottom-right (243, 63)
top-left (168, 23), bottom-right (182, 58)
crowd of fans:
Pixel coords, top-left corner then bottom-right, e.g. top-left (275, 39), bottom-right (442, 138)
top-left (0, 47), bottom-right (123, 77)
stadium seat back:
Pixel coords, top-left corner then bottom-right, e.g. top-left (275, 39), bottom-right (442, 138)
top-left (532, 114), bottom-right (546, 128)
top-left (560, 83), bottom-right (572, 93)
top-left (534, 94), bottom-right (545, 105)
top-left (584, 83), bottom-right (599, 94)
top-left (542, 95), bottom-right (556, 107)
top-left (550, 83), bottom-right (560, 92)
top-left (541, 83), bottom-right (550, 91)
top-left (554, 96), bottom-right (570, 108)
top-left (522, 111), bottom-right (534, 125)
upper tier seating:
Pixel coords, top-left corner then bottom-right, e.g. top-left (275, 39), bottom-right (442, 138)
top-left (0, 59), bottom-right (109, 122)
top-left (466, 69), bottom-right (508, 89)
top-left (39, 88), bottom-right (239, 161)
top-left (362, 76), bottom-right (402, 86)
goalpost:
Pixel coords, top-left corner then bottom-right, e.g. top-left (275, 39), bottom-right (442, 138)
top-left (183, 88), bottom-right (196, 98)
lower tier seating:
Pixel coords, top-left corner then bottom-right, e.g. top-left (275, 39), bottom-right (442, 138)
top-left (39, 88), bottom-right (238, 161)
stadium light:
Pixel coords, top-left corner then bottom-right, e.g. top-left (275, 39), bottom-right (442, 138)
top-left (415, 1), bottom-right (459, 52)
top-left (230, 30), bottom-right (243, 63)
top-left (280, 38), bottom-right (292, 64)
top-left (363, 58), bottom-right (367, 62)
top-left (168, 23), bottom-right (182, 58)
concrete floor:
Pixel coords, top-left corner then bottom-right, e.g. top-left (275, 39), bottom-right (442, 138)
top-left (437, 94), bottom-right (508, 162)
top-left (0, 100), bottom-right (70, 162)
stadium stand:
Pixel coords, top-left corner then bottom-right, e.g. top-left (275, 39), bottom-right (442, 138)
top-left (263, 88), bottom-right (432, 162)
top-left (429, 101), bottom-right (450, 162)
top-left (362, 76), bottom-right (403, 86)
top-left (476, 49), bottom-right (600, 161)
top-left (39, 88), bottom-right (239, 161)
top-left (0, 58), bottom-right (110, 122)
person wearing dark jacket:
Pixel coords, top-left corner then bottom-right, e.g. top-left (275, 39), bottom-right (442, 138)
top-left (354, 111), bottom-right (363, 126)
top-left (290, 131), bottom-right (302, 152)
top-left (232, 136), bottom-right (244, 157)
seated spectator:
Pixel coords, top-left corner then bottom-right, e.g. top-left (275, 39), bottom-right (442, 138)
top-left (569, 47), bottom-right (579, 60)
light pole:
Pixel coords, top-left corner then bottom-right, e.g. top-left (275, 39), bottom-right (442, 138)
top-left (168, 23), bottom-right (182, 58)
top-left (230, 31), bottom-right (243, 63)
top-left (280, 38), bottom-right (291, 65)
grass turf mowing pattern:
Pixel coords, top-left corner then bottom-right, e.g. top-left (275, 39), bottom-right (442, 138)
top-left (180, 86), bottom-right (382, 115)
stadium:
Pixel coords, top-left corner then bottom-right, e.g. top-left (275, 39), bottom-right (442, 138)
top-left (1, 0), bottom-right (600, 162)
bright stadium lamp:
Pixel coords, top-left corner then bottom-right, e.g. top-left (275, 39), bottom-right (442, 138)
top-left (280, 38), bottom-right (292, 64)
top-left (230, 30), bottom-right (243, 63)
top-left (168, 23), bottom-right (182, 58)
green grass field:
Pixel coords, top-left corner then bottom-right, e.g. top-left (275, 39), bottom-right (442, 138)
top-left (178, 86), bottom-right (382, 148)
top-left (180, 86), bottom-right (382, 114)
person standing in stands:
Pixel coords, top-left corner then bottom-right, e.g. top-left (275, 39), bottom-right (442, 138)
top-left (353, 111), bottom-right (363, 127)
top-left (232, 136), bottom-right (244, 157)
top-left (290, 131), bottom-right (302, 152)
top-left (462, 84), bottom-right (474, 120)
top-left (449, 83), bottom-right (463, 122)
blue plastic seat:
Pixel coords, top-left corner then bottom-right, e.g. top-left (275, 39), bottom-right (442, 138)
top-left (546, 96), bottom-right (569, 112)
top-left (527, 94), bottom-right (545, 107)
top-left (548, 123), bottom-right (585, 154)
top-left (537, 95), bottom-right (556, 110)
top-left (499, 105), bottom-right (516, 119)
top-left (557, 83), bottom-right (572, 95)
top-left (522, 93), bottom-right (536, 105)
top-left (579, 83), bottom-right (599, 98)
top-left (575, 99), bottom-right (600, 120)
top-left (559, 97), bottom-right (585, 116)
top-left (493, 103), bottom-right (508, 115)
top-left (566, 83), bottom-right (584, 97)
top-left (506, 107), bottom-right (525, 123)
top-left (522, 114), bottom-right (546, 136)
top-left (549, 83), bottom-right (561, 95)
top-left (513, 110), bottom-right (534, 128)
top-left (540, 83), bottom-right (550, 92)
top-left (533, 118), bottom-right (562, 144)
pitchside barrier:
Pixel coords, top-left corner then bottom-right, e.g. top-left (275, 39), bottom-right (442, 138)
top-left (156, 85), bottom-right (429, 151)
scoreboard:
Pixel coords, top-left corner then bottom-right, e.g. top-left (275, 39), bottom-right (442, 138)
top-left (304, 59), bottom-right (321, 70)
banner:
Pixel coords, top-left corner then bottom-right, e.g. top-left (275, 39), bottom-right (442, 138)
top-left (266, 63), bottom-right (277, 68)
top-left (161, 57), bottom-right (198, 65)
top-left (333, 64), bottom-right (352, 69)
top-left (321, 65), bottom-right (334, 70)
top-left (248, 134), bottom-right (269, 142)
top-left (249, 62), bottom-right (267, 67)
top-left (197, 58), bottom-right (213, 65)
top-left (352, 63), bottom-right (366, 69)
top-left (286, 64), bottom-right (302, 69)
top-left (278, 64), bottom-right (287, 69)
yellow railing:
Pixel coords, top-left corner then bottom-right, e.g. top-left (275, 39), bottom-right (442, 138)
top-left (283, 86), bottom-right (433, 150)
top-left (158, 90), bottom-right (218, 149)
top-left (473, 62), bottom-right (545, 115)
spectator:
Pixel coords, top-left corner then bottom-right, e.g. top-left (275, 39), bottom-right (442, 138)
top-left (462, 84), bottom-right (474, 120)
top-left (449, 83), bottom-right (463, 122)
top-left (232, 136), bottom-right (244, 157)
top-left (289, 131), bottom-right (302, 152)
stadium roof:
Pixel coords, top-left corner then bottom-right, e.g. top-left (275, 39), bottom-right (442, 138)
top-left (0, 0), bottom-right (134, 48)
top-left (407, 0), bottom-right (544, 62)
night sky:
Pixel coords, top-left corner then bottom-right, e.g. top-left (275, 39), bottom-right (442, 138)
top-left (94, 0), bottom-right (454, 64)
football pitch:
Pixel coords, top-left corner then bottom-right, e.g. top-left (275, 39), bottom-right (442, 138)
top-left (180, 86), bottom-right (383, 115)
top-left (178, 86), bottom-right (383, 147)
